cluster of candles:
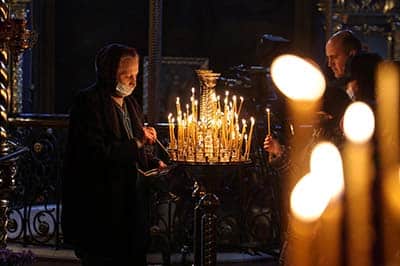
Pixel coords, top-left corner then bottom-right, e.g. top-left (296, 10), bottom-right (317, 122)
top-left (167, 87), bottom-right (256, 163)
top-left (271, 54), bottom-right (400, 265)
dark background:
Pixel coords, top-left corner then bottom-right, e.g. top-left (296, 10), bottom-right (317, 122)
top-left (30, 0), bottom-right (326, 115)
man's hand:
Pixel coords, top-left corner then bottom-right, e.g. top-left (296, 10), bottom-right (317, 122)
top-left (263, 135), bottom-right (283, 157)
top-left (143, 126), bottom-right (157, 144)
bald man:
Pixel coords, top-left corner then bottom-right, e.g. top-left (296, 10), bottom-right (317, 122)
top-left (325, 29), bottom-right (362, 79)
top-left (322, 30), bottom-right (363, 125)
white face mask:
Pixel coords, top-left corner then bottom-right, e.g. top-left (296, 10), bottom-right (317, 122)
top-left (115, 82), bottom-right (135, 97)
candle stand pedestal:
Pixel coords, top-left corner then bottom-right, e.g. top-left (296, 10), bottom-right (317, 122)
top-left (173, 161), bottom-right (251, 266)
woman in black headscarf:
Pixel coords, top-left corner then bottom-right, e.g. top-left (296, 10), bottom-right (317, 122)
top-left (61, 43), bottom-right (165, 266)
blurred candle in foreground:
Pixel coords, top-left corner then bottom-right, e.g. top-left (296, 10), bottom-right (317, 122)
top-left (376, 61), bottom-right (400, 265)
top-left (343, 101), bottom-right (375, 266)
top-left (291, 172), bottom-right (331, 222)
top-left (288, 172), bottom-right (330, 266)
top-left (271, 54), bottom-right (326, 240)
top-left (310, 142), bottom-right (344, 199)
top-left (310, 142), bottom-right (344, 266)
top-left (271, 54), bottom-right (325, 101)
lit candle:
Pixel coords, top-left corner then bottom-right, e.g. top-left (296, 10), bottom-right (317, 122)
top-left (237, 119), bottom-right (247, 159)
top-left (244, 134), bottom-right (248, 160)
top-left (266, 108), bottom-right (272, 163)
top-left (237, 96), bottom-right (244, 117)
top-left (171, 117), bottom-right (176, 149)
top-left (266, 108), bottom-right (271, 135)
top-left (217, 95), bottom-right (221, 114)
top-left (376, 61), bottom-right (400, 265)
top-left (176, 97), bottom-right (181, 116)
top-left (194, 100), bottom-right (198, 122)
top-left (245, 117), bottom-right (255, 159)
top-left (310, 142), bottom-right (344, 266)
top-left (270, 54), bottom-right (326, 265)
top-left (168, 113), bottom-right (173, 147)
top-left (343, 102), bottom-right (375, 266)
top-left (288, 172), bottom-right (331, 266)
top-left (212, 93), bottom-right (218, 119)
top-left (232, 95), bottom-right (237, 115)
top-left (191, 95), bottom-right (195, 118)
top-left (226, 131), bottom-right (233, 161)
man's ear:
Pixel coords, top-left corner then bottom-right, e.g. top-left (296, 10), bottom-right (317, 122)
top-left (349, 49), bottom-right (357, 57)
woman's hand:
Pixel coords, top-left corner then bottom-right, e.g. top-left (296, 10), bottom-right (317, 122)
top-left (158, 160), bottom-right (168, 169)
top-left (143, 126), bottom-right (157, 144)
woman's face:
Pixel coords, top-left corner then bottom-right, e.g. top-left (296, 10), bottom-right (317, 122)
top-left (116, 56), bottom-right (139, 89)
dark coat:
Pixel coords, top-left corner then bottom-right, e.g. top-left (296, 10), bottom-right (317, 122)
top-left (61, 44), bottom-right (155, 263)
top-left (62, 86), bottom-right (152, 259)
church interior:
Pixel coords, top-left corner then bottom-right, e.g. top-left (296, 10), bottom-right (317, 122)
top-left (0, 0), bottom-right (399, 265)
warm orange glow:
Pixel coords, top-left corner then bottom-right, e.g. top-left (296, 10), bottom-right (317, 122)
top-left (270, 54), bottom-right (326, 101)
top-left (343, 102), bottom-right (375, 143)
top-left (290, 173), bottom-right (331, 222)
top-left (310, 142), bottom-right (344, 199)
top-left (376, 56), bottom-right (400, 266)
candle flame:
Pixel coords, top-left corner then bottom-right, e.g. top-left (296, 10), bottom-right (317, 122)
top-left (169, 77), bottom-right (253, 163)
top-left (291, 172), bottom-right (331, 222)
top-left (343, 101), bottom-right (375, 143)
top-left (310, 142), bottom-right (344, 199)
top-left (270, 54), bottom-right (326, 101)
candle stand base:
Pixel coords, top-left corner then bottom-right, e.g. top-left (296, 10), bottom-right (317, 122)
top-left (173, 161), bottom-right (251, 266)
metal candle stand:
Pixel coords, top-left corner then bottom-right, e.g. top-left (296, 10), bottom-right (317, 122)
top-left (0, 0), bottom-right (35, 248)
top-left (173, 161), bottom-right (251, 266)
top-left (168, 69), bottom-right (255, 265)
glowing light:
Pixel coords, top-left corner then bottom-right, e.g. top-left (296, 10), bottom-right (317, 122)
top-left (343, 102), bottom-right (375, 143)
top-left (270, 54), bottom-right (326, 101)
top-left (310, 142), bottom-right (344, 199)
top-left (290, 173), bottom-right (331, 222)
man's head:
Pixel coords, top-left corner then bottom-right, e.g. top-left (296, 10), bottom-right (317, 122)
top-left (95, 43), bottom-right (139, 97)
top-left (325, 30), bottom-right (362, 79)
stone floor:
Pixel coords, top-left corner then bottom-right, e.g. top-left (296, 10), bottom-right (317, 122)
top-left (7, 243), bottom-right (279, 266)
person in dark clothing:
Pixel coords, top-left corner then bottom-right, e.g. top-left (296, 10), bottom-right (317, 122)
top-left (345, 52), bottom-right (382, 105)
top-left (265, 30), bottom-right (363, 162)
top-left (322, 29), bottom-right (363, 126)
top-left (61, 43), bottom-right (166, 266)
top-left (264, 35), bottom-right (381, 266)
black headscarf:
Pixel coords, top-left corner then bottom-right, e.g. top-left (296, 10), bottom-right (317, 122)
top-left (95, 43), bottom-right (138, 95)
